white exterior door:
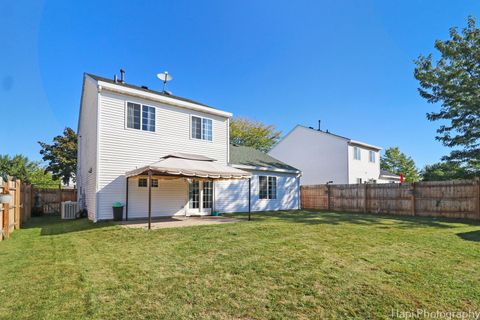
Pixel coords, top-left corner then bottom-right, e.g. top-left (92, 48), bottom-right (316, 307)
top-left (187, 181), bottom-right (212, 216)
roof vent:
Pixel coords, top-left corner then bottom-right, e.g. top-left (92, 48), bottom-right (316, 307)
top-left (120, 68), bottom-right (125, 83)
top-left (308, 126), bottom-right (314, 129)
top-left (141, 86), bottom-right (149, 89)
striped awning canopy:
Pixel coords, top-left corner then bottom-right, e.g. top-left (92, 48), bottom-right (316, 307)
top-left (125, 153), bottom-right (251, 180)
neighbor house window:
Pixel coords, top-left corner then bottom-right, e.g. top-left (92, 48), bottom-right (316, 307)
top-left (191, 116), bottom-right (212, 141)
top-left (127, 102), bottom-right (156, 132)
top-left (369, 150), bottom-right (375, 163)
top-left (259, 176), bottom-right (277, 200)
top-left (354, 146), bottom-right (361, 160)
top-left (138, 178), bottom-right (158, 187)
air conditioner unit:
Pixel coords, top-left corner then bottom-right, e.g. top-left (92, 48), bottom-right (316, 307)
top-left (61, 201), bottom-right (78, 220)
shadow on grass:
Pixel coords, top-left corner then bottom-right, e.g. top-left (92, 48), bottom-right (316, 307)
top-left (23, 215), bottom-right (113, 236)
top-left (229, 210), bottom-right (480, 229)
top-left (457, 230), bottom-right (480, 242)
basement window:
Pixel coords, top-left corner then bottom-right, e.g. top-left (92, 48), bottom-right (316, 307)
top-left (259, 176), bottom-right (277, 200)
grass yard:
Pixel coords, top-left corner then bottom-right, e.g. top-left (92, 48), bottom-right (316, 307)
top-left (0, 211), bottom-right (479, 319)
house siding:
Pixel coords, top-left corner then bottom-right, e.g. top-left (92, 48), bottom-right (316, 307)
top-left (96, 90), bottom-right (229, 220)
top-left (269, 126), bottom-right (349, 185)
top-left (77, 77), bottom-right (98, 220)
top-left (214, 170), bottom-right (299, 213)
top-left (347, 145), bottom-right (380, 184)
top-left (127, 177), bottom-right (188, 218)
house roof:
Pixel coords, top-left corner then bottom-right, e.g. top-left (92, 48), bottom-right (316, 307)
top-left (85, 73), bottom-right (217, 110)
top-left (229, 145), bottom-right (300, 172)
top-left (294, 125), bottom-right (382, 150)
top-left (380, 169), bottom-right (401, 179)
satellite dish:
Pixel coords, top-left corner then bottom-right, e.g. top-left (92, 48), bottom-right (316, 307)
top-left (157, 71), bottom-right (173, 92)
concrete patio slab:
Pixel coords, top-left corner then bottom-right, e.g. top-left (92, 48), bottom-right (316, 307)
top-left (118, 216), bottom-right (241, 229)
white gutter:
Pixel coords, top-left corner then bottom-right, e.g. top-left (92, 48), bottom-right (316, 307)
top-left (97, 80), bottom-right (233, 118)
top-left (348, 140), bottom-right (382, 151)
top-left (232, 164), bottom-right (301, 175)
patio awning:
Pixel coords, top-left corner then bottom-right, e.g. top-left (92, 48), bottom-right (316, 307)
top-left (125, 153), bottom-right (251, 179)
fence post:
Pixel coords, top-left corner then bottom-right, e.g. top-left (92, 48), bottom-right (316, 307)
top-left (327, 184), bottom-right (331, 211)
top-left (2, 179), bottom-right (10, 238)
top-left (364, 184), bottom-right (368, 213)
top-left (411, 182), bottom-right (416, 216)
top-left (476, 179), bottom-right (480, 220)
top-left (14, 179), bottom-right (20, 229)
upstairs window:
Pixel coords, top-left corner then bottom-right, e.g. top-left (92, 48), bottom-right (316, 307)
top-left (191, 116), bottom-right (212, 141)
top-left (127, 102), bottom-right (155, 132)
top-left (142, 106), bottom-right (155, 132)
top-left (353, 146), bottom-right (361, 160)
top-left (259, 176), bottom-right (277, 200)
top-left (369, 150), bottom-right (375, 163)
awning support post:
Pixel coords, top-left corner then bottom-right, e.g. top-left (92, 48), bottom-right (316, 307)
top-left (148, 170), bottom-right (152, 230)
top-left (248, 177), bottom-right (251, 221)
top-left (212, 179), bottom-right (215, 215)
top-left (125, 177), bottom-right (129, 221)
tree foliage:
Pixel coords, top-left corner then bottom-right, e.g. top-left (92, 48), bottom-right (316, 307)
top-left (422, 161), bottom-right (474, 181)
top-left (381, 147), bottom-right (420, 182)
top-left (414, 17), bottom-right (480, 173)
top-left (0, 154), bottom-right (59, 187)
top-left (38, 127), bottom-right (78, 184)
top-left (230, 117), bottom-right (281, 152)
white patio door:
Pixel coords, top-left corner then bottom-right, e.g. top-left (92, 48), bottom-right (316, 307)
top-left (187, 181), bottom-right (212, 216)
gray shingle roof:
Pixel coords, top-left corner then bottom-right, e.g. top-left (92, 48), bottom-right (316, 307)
top-left (229, 145), bottom-right (299, 172)
top-left (86, 73), bottom-right (217, 110)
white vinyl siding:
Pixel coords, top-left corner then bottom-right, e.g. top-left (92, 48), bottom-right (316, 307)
top-left (127, 178), bottom-right (187, 218)
top-left (77, 76), bottom-right (98, 221)
top-left (215, 171), bottom-right (299, 213)
top-left (95, 91), bottom-right (228, 220)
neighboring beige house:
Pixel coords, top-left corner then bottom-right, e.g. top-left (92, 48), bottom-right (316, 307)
top-left (269, 125), bottom-right (394, 185)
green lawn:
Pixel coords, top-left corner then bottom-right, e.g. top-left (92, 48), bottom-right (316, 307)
top-left (1, 211), bottom-right (479, 319)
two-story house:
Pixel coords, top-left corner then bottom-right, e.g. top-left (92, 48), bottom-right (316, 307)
top-left (77, 73), bottom-right (300, 221)
top-left (269, 125), bottom-right (396, 185)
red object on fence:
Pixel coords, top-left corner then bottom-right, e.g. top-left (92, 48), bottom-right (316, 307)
top-left (400, 173), bottom-right (404, 184)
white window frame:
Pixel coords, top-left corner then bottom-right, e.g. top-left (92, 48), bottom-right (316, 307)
top-left (190, 115), bottom-right (213, 142)
top-left (259, 176), bottom-right (277, 200)
top-left (369, 150), bottom-right (375, 163)
top-left (353, 146), bottom-right (361, 160)
top-left (125, 101), bottom-right (156, 133)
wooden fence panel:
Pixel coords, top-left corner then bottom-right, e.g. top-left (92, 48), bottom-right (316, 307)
top-left (301, 179), bottom-right (480, 221)
top-left (1, 177), bottom-right (22, 240)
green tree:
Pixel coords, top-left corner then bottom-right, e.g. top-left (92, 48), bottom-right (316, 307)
top-left (422, 161), bottom-right (473, 181)
top-left (414, 17), bottom-right (480, 173)
top-left (38, 127), bottom-right (78, 184)
top-left (381, 147), bottom-right (420, 182)
top-left (230, 117), bottom-right (281, 152)
top-left (0, 154), bottom-right (59, 187)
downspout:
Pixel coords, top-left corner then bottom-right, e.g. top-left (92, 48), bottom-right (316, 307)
top-left (248, 177), bottom-right (251, 221)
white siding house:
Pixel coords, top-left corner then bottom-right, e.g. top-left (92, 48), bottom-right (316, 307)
top-left (269, 125), bottom-right (387, 185)
top-left (77, 73), bottom-right (300, 221)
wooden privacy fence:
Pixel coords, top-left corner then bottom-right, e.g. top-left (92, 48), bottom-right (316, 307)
top-left (1, 182), bottom-right (77, 240)
top-left (28, 188), bottom-right (77, 215)
top-left (0, 177), bottom-right (21, 240)
top-left (301, 179), bottom-right (480, 220)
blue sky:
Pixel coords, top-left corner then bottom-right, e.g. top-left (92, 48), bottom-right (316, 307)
top-left (1, 0), bottom-right (479, 168)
